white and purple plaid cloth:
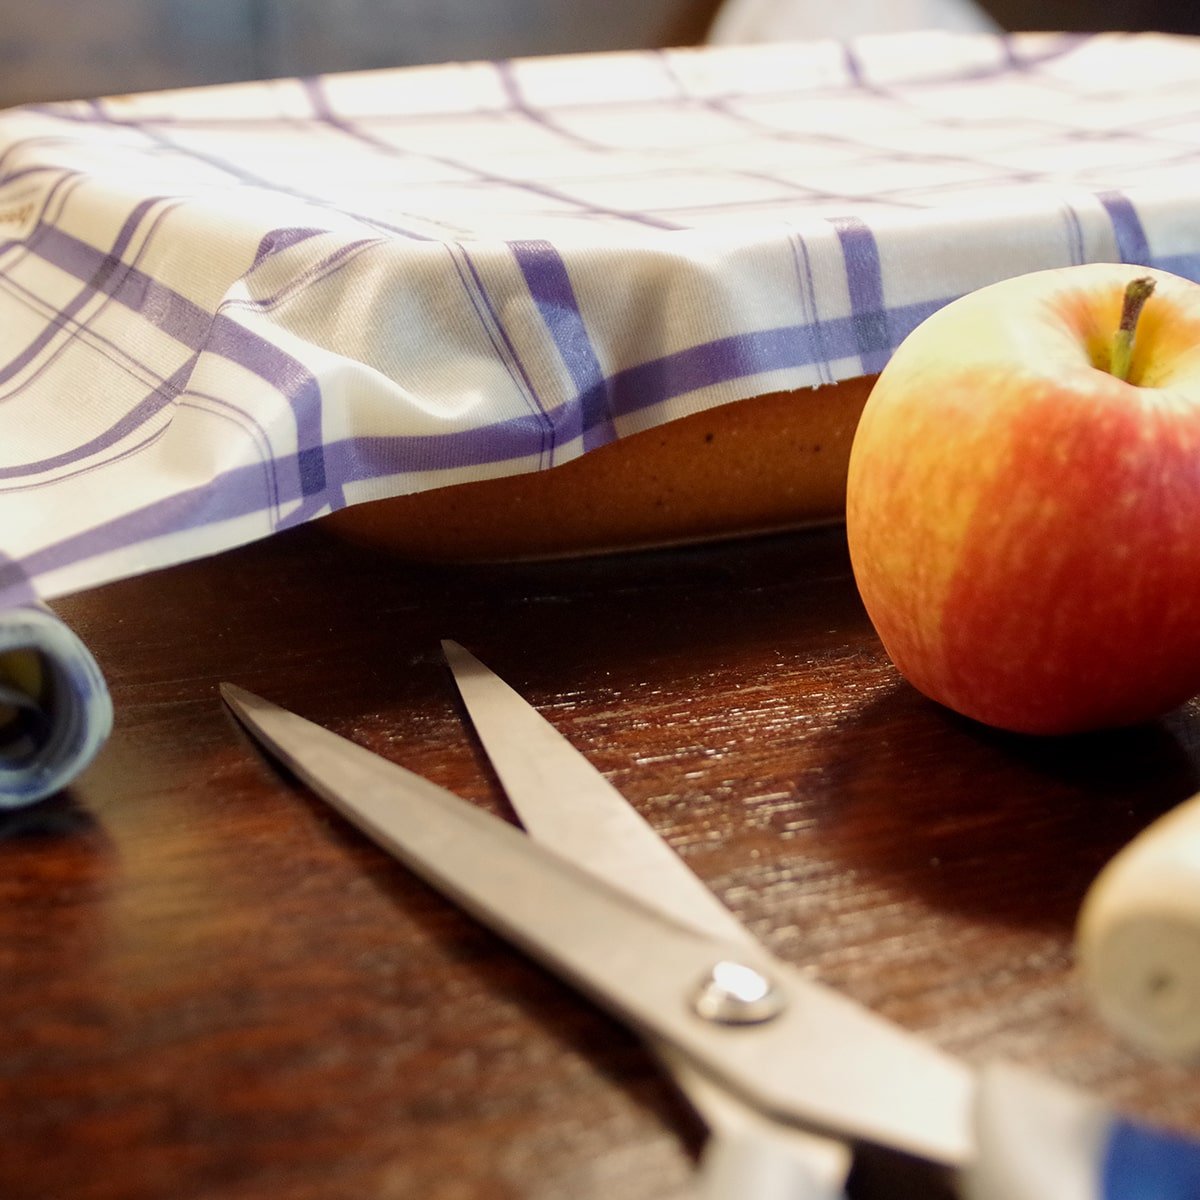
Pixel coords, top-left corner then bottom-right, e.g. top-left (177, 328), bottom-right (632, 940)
top-left (3, 29), bottom-right (1200, 803)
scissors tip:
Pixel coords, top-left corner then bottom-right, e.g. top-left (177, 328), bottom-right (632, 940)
top-left (219, 682), bottom-right (259, 715)
top-left (441, 640), bottom-right (496, 689)
top-left (440, 639), bottom-right (472, 666)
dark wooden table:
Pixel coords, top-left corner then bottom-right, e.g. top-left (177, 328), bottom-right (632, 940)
top-left (4, 519), bottom-right (1199, 1199)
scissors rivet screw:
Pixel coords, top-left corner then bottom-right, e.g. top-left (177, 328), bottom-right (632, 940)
top-left (692, 960), bottom-right (786, 1025)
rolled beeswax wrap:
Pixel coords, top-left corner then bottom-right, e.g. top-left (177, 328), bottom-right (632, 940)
top-left (0, 608), bottom-right (112, 808)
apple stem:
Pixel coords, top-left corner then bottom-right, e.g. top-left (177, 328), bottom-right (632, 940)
top-left (1111, 275), bottom-right (1156, 383)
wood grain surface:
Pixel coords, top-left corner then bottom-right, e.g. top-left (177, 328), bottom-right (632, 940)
top-left (3, 520), bottom-right (1199, 1199)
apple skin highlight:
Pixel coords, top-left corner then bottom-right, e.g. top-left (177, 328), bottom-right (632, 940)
top-left (846, 264), bottom-right (1200, 735)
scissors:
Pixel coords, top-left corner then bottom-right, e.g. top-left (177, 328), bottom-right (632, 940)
top-left (223, 642), bottom-right (1200, 1199)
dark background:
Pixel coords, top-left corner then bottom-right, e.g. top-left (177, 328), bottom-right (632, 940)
top-left (0, 0), bottom-right (1197, 109)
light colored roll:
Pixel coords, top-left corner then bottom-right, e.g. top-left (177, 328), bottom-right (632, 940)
top-left (1077, 792), bottom-right (1200, 1061)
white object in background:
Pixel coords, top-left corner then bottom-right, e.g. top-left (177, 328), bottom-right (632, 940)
top-left (1077, 791), bottom-right (1200, 1061)
top-left (707, 0), bottom-right (999, 43)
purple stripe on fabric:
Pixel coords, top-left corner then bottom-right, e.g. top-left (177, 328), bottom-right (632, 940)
top-left (0, 355), bottom-right (194, 480)
top-left (6, 293), bottom-right (943, 493)
top-left (339, 412), bottom-right (557, 478)
top-left (842, 43), bottom-right (865, 87)
top-left (23, 223), bottom-right (329, 499)
top-left (0, 196), bottom-right (163, 387)
top-left (228, 238), bottom-right (380, 314)
top-left (0, 134), bottom-right (81, 183)
top-left (575, 299), bottom-right (942, 432)
top-left (600, 326), bottom-right (818, 418)
top-left (1060, 203), bottom-right (1086, 266)
top-left (302, 73), bottom-right (679, 234)
top-left (302, 77), bottom-right (560, 470)
top-left (300, 75), bottom-right (337, 122)
top-left (330, 308), bottom-right (931, 482)
top-left (0, 418), bottom-right (169, 497)
top-left (0, 189), bottom-right (182, 444)
top-left (180, 394), bottom-right (279, 512)
top-left (0, 163), bottom-right (71, 247)
top-left (32, 223), bottom-right (213, 347)
top-left (491, 59), bottom-right (607, 152)
top-left (788, 233), bottom-right (835, 386)
top-left (100, 109), bottom-right (287, 194)
top-left (1157, 251), bottom-right (1200, 280)
top-left (275, 492), bottom-right (332, 531)
top-left (828, 216), bottom-right (891, 375)
top-left (0, 243), bottom-right (182, 416)
top-left (510, 239), bottom-right (614, 453)
top-left (6, 295), bottom-right (963, 604)
top-left (1096, 190), bottom-right (1152, 264)
top-left (0, 555), bottom-right (36, 609)
top-left (80, 97), bottom-right (431, 243)
top-left (14, 463), bottom-right (285, 583)
top-left (0, 197), bottom-right (219, 478)
top-left (12, 409), bottom-right (558, 586)
top-left (301, 77), bottom-right (405, 156)
top-left (0, 391), bottom-right (279, 519)
top-left (304, 73), bottom-right (604, 241)
top-left (253, 227), bottom-right (327, 268)
top-left (206, 316), bottom-right (329, 499)
top-left (0, 164), bottom-right (63, 194)
top-left (4, 315), bottom-right (888, 586)
top-left (450, 244), bottom-right (552, 467)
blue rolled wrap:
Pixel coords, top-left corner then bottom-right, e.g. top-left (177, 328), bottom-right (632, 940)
top-left (0, 607), bottom-right (112, 809)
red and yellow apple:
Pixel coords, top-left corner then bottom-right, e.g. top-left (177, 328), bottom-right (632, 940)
top-left (845, 263), bottom-right (1200, 735)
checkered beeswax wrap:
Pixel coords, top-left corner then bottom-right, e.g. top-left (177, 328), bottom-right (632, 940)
top-left (5, 28), bottom-right (1200, 608)
top-left (3, 29), bottom-right (1200, 803)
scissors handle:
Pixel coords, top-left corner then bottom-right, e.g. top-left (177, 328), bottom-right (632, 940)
top-left (965, 1062), bottom-right (1200, 1200)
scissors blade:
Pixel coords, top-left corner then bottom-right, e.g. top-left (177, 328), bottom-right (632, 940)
top-left (221, 683), bottom-right (974, 1168)
top-left (441, 640), bottom-right (747, 944)
top-left (441, 641), bottom-right (853, 1191)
